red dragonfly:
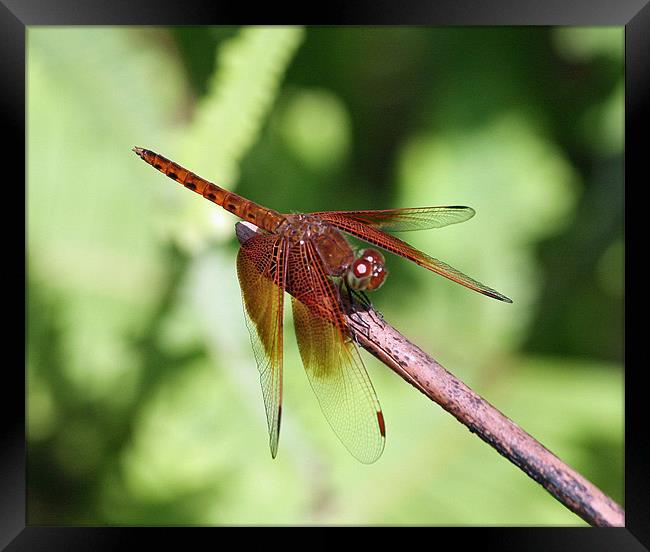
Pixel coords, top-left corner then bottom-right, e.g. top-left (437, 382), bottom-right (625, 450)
top-left (133, 147), bottom-right (512, 463)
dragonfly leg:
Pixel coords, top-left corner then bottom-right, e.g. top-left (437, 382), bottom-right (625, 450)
top-left (337, 279), bottom-right (372, 340)
top-left (352, 290), bottom-right (372, 309)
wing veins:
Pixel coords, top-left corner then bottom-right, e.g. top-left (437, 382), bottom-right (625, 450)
top-left (311, 206), bottom-right (475, 232)
top-left (290, 240), bottom-right (385, 463)
top-left (315, 213), bottom-right (512, 303)
top-left (237, 235), bottom-right (288, 458)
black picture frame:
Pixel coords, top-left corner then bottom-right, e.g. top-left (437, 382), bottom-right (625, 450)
top-left (8, 0), bottom-right (647, 548)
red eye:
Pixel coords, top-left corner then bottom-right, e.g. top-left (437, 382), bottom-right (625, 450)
top-left (368, 265), bottom-right (387, 290)
top-left (353, 258), bottom-right (372, 278)
top-left (347, 249), bottom-right (389, 291)
top-left (361, 248), bottom-right (385, 265)
top-left (345, 258), bottom-right (373, 290)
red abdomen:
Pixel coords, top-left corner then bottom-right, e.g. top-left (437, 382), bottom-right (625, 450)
top-left (133, 147), bottom-right (285, 233)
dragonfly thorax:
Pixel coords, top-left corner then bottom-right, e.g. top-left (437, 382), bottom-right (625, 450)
top-left (280, 214), bottom-right (330, 243)
top-left (280, 214), bottom-right (355, 277)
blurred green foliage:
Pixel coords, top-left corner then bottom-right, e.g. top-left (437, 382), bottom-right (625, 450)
top-left (27, 26), bottom-right (623, 525)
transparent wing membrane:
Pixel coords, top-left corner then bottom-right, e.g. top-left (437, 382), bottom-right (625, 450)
top-left (316, 212), bottom-right (512, 303)
top-left (288, 241), bottom-right (385, 464)
top-left (312, 206), bottom-right (475, 232)
top-left (237, 235), bottom-right (288, 458)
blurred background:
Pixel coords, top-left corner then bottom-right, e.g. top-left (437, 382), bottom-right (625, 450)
top-left (27, 26), bottom-right (623, 525)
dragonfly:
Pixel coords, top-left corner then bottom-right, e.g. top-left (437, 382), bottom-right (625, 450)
top-left (133, 147), bottom-right (512, 464)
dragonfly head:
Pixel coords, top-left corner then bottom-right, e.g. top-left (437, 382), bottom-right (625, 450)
top-left (346, 248), bottom-right (388, 291)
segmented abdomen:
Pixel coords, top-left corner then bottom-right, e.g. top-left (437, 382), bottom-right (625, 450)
top-left (134, 147), bottom-right (284, 233)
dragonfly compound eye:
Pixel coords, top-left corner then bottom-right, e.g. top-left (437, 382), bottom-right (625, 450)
top-left (346, 258), bottom-right (373, 290)
top-left (367, 264), bottom-right (387, 290)
top-left (361, 248), bottom-right (386, 266)
top-left (355, 248), bottom-right (388, 290)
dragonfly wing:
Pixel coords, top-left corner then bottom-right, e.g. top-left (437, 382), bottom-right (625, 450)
top-left (311, 206), bottom-right (475, 232)
top-left (288, 241), bottom-right (385, 464)
top-left (237, 234), bottom-right (289, 458)
top-left (316, 212), bottom-right (512, 303)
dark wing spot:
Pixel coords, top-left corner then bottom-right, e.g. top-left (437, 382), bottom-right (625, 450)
top-left (185, 182), bottom-right (196, 191)
top-left (168, 172), bottom-right (178, 180)
top-left (377, 411), bottom-right (386, 437)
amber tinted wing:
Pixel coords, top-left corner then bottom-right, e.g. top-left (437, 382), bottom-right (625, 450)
top-left (237, 234), bottom-right (289, 458)
top-left (311, 206), bottom-right (475, 232)
top-left (287, 241), bottom-right (385, 464)
top-left (315, 212), bottom-right (512, 303)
